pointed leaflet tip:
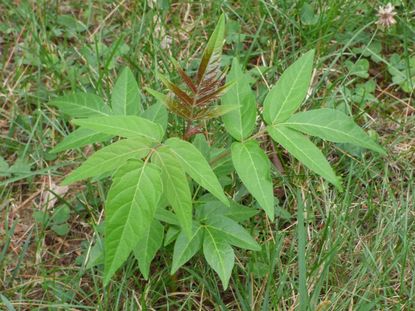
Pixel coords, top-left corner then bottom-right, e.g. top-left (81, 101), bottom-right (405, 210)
top-left (218, 13), bottom-right (226, 29)
top-left (111, 67), bottom-right (142, 115)
top-left (196, 13), bottom-right (226, 86)
top-left (170, 57), bottom-right (198, 94)
top-left (157, 73), bottom-right (193, 106)
top-left (195, 80), bottom-right (236, 107)
top-left (263, 49), bottom-right (316, 125)
top-left (222, 57), bottom-right (257, 141)
top-left (146, 87), bottom-right (193, 120)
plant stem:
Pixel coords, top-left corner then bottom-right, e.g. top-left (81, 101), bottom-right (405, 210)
top-left (183, 120), bottom-right (202, 141)
top-left (269, 138), bottom-right (285, 174)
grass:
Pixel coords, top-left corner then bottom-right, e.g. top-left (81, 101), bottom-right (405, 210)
top-left (1, 0), bottom-right (414, 309)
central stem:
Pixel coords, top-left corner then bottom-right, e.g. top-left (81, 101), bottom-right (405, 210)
top-left (183, 120), bottom-right (202, 141)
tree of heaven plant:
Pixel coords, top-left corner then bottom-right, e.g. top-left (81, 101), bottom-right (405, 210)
top-left (50, 14), bottom-right (385, 288)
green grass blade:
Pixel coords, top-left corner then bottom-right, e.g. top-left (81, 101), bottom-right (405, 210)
top-left (297, 190), bottom-right (309, 311)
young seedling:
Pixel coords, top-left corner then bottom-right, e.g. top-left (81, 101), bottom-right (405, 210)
top-left (50, 14), bottom-right (385, 289)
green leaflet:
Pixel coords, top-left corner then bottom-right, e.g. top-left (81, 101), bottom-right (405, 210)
top-left (164, 226), bottom-right (180, 246)
top-left (280, 108), bottom-right (386, 154)
top-left (141, 102), bottom-right (168, 133)
top-left (111, 67), bottom-right (142, 115)
top-left (197, 199), bottom-right (259, 223)
top-left (85, 237), bottom-right (104, 269)
top-left (171, 224), bottom-right (204, 274)
top-left (73, 115), bottom-right (164, 142)
top-left (133, 219), bottom-right (164, 279)
top-left (225, 202), bottom-right (260, 222)
top-left (203, 227), bottom-right (234, 289)
top-left (152, 146), bottom-right (193, 238)
top-left (165, 138), bottom-right (229, 206)
top-left (192, 134), bottom-right (210, 160)
top-left (206, 215), bottom-right (260, 251)
top-left (62, 137), bottom-right (153, 185)
top-left (51, 128), bottom-right (111, 153)
top-left (155, 207), bottom-right (179, 226)
top-left (263, 50), bottom-right (315, 125)
top-left (222, 58), bottom-right (257, 141)
top-left (211, 148), bottom-right (233, 177)
top-left (267, 125), bottom-right (342, 189)
top-left (231, 141), bottom-right (275, 220)
top-left (104, 160), bottom-right (163, 285)
top-left (49, 93), bottom-right (111, 118)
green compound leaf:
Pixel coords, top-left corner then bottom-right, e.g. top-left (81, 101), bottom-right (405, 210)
top-left (222, 58), bottom-right (257, 141)
top-left (203, 227), bottom-right (234, 289)
top-left (73, 115), bottom-right (164, 142)
top-left (263, 50), bottom-right (315, 125)
top-left (281, 108), bottom-right (386, 154)
top-left (231, 141), bottom-right (275, 220)
top-left (133, 219), bottom-right (164, 279)
top-left (104, 160), bottom-right (163, 285)
top-left (62, 137), bottom-right (153, 185)
top-left (49, 93), bottom-right (111, 118)
top-left (268, 125), bottom-right (342, 189)
top-left (171, 224), bottom-right (204, 274)
top-left (206, 215), bottom-right (260, 251)
top-left (165, 138), bottom-right (229, 206)
top-left (152, 146), bottom-right (193, 238)
top-left (51, 128), bottom-right (111, 154)
top-left (112, 67), bottom-right (142, 115)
